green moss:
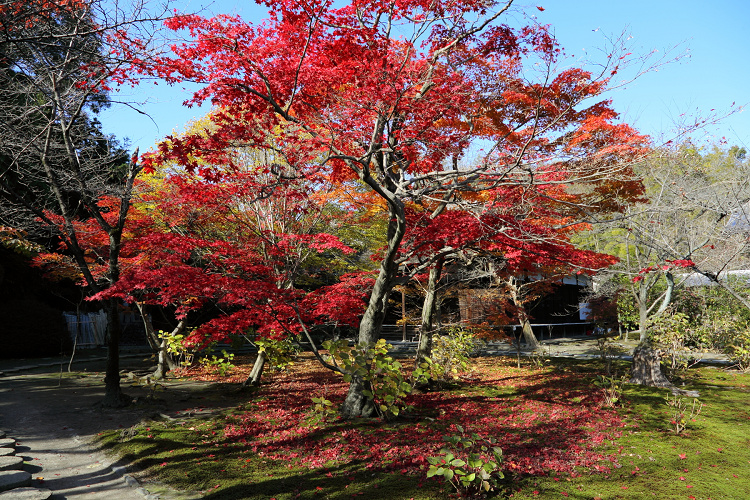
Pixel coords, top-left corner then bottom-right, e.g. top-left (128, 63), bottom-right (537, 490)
top-left (94, 364), bottom-right (750, 500)
top-left (508, 367), bottom-right (750, 499)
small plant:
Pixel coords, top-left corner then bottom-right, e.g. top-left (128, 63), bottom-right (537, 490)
top-left (126, 373), bottom-right (165, 400)
top-left (159, 329), bottom-right (194, 367)
top-left (594, 334), bottom-right (624, 375)
top-left (527, 346), bottom-right (550, 370)
top-left (593, 374), bottom-right (626, 407)
top-left (427, 425), bottom-right (504, 497)
top-left (255, 336), bottom-right (298, 372)
top-left (323, 338), bottom-right (414, 419)
top-left (428, 327), bottom-right (483, 383)
top-left (309, 393), bottom-right (337, 423)
top-left (665, 393), bottom-right (703, 434)
top-left (198, 350), bottom-right (235, 376)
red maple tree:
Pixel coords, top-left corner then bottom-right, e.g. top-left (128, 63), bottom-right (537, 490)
top-left (139, 0), bottom-right (649, 416)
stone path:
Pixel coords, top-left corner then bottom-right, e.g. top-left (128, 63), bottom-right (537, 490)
top-left (0, 429), bottom-right (51, 499)
top-left (0, 353), bottom-right (178, 499)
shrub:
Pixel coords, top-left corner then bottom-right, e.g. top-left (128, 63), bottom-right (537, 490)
top-left (427, 425), bottom-right (504, 497)
top-left (255, 336), bottom-right (298, 372)
top-left (711, 317), bottom-right (750, 372)
top-left (323, 338), bottom-right (414, 419)
top-left (648, 311), bottom-right (701, 380)
top-left (428, 326), bottom-right (482, 383)
top-left (198, 350), bottom-right (235, 376)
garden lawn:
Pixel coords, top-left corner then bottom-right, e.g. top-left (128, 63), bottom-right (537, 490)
top-left (95, 356), bottom-right (750, 499)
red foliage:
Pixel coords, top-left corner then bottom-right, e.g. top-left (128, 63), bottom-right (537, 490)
top-left (214, 358), bottom-right (628, 477)
top-left (127, 0), bottom-right (649, 389)
top-left (633, 258), bottom-right (695, 282)
top-left (95, 174), bottom-right (371, 347)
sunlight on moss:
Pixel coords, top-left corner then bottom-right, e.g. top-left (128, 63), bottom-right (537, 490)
top-left (94, 360), bottom-right (750, 499)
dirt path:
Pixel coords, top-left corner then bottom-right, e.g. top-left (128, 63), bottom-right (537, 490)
top-left (0, 354), bottom-right (248, 499)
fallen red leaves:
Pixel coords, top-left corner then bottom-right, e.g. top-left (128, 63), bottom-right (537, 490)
top-left (189, 357), bottom-right (629, 478)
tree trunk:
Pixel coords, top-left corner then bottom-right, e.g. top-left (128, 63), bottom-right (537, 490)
top-left (153, 321), bottom-right (185, 380)
top-left (152, 339), bottom-right (170, 380)
top-left (341, 207), bottom-right (405, 418)
top-left (99, 299), bottom-right (131, 408)
top-left (416, 260), bottom-right (443, 368)
top-left (341, 375), bottom-right (378, 418)
top-left (629, 342), bottom-right (674, 388)
top-left (632, 272), bottom-right (675, 384)
top-left (340, 266), bottom-right (392, 418)
top-left (513, 329), bottom-right (522, 369)
top-left (519, 317), bottom-right (539, 350)
top-left (244, 350), bottom-right (267, 387)
top-left (508, 278), bottom-right (540, 350)
top-left (136, 303), bottom-right (182, 380)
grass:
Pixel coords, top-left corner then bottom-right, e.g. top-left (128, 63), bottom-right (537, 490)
top-left (509, 365), bottom-right (750, 499)
top-left (94, 355), bottom-right (750, 499)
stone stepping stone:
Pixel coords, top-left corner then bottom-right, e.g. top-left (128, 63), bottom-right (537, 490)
top-left (0, 487), bottom-right (52, 499)
top-left (0, 439), bottom-right (14, 449)
top-left (0, 457), bottom-right (22, 472)
top-left (0, 450), bottom-right (11, 458)
top-left (0, 471), bottom-right (32, 492)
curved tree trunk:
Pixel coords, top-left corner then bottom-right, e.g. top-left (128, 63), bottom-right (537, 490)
top-left (508, 277), bottom-right (540, 350)
top-left (154, 321), bottom-right (185, 380)
top-left (519, 317), bottom-right (539, 350)
top-left (136, 303), bottom-right (183, 380)
top-left (341, 204), bottom-right (405, 418)
top-left (632, 272), bottom-right (674, 384)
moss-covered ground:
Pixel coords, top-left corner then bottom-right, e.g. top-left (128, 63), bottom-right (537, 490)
top-left (94, 356), bottom-right (750, 499)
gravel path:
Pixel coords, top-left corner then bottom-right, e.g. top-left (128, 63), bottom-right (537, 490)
top-left (0, 370), bottom-right (158, 499)
top-left (0, 353), bottom-right (219, 499)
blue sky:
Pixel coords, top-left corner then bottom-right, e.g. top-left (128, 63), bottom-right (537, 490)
top-left (100, 0), bottom-right (750, 154)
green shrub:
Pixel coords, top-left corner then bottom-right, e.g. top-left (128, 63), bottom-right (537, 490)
top-left (428, 326), bottom-right (482, 383)
top-left (648, 311), bottom-right (699, 380)
top-left (255, 336), bottom-right (298, 372)
top-left (323, 338), bottom-right (414, 419)
top-left (198, 350), bottom-right (235, 376)
top-left (427, 425), bottom-right (504, 497)
top-left (711, 317), bottom-right (750, 372)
